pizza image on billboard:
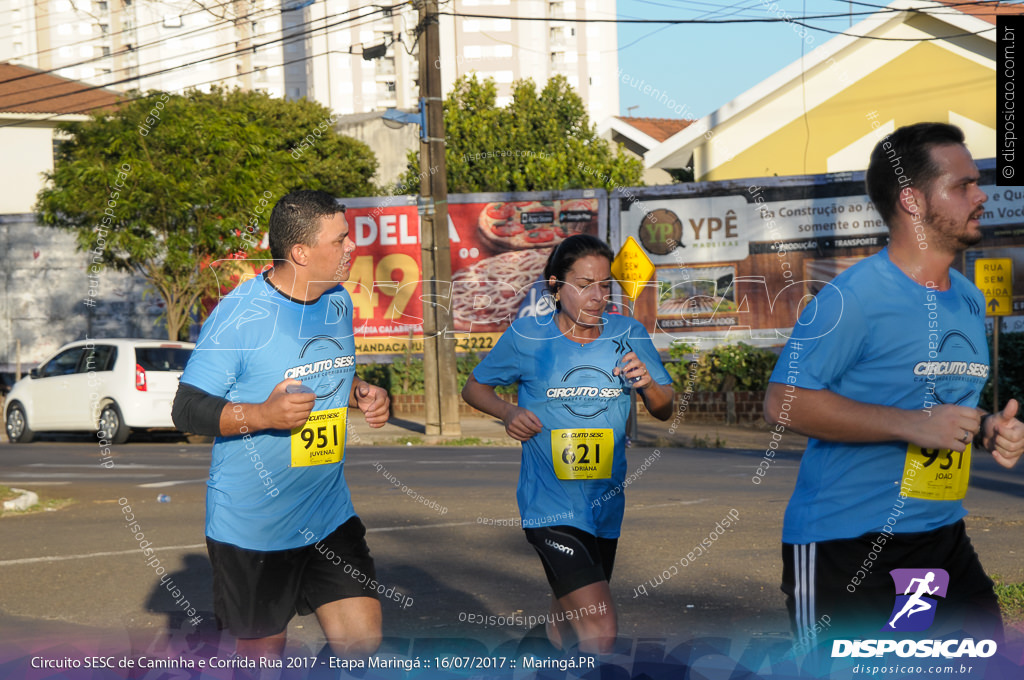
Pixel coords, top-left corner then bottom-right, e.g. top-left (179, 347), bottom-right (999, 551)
top-left (477, 199), bottom-right (597, 251)
top-left (451, 196), bottom-right (600, 333)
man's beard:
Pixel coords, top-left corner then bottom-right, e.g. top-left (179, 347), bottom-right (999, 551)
top-left (924, 209), bottom-right (983, 251)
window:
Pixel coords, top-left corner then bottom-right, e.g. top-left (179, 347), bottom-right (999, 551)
top-left (102, 45), bottom-right (111, 57)
top-left (386, 81), bottom-right (396, 92)
top-left (39, 348), bottom-right (86, 378)
top-left (82, 346), bottom-right (117, 372)
top-left (98, 1), bottom-right (107, 10)
top-left (135, 347), bottom-right (191, 371)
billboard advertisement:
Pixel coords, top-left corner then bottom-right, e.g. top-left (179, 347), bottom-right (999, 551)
top-left (338, 190), bottom-right (606, 355)
top-left (610, 159), bottom-right (1024, 348)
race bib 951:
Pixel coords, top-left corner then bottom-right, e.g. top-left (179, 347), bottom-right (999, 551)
top-left (291, 408), bottom-right (347, 467)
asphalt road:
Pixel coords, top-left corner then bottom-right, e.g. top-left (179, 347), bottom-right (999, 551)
top-left (2, 436), bottom-right (1024, 675)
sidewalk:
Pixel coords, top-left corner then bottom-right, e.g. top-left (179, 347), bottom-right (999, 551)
top-left (348, 410), bottom-right (808, 452)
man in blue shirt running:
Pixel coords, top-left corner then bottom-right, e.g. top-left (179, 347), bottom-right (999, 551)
top-left (765, 123), bottom-right (1024, 647)
top-left (173, 190), bottom-right (389, 661)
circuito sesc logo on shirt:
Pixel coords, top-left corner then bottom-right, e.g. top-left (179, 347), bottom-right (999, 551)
top-left (282, 336), bottom-right (355, 400)
top-left (545, 365), bottom-right (623, 419)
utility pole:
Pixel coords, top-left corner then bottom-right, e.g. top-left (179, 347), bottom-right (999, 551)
top-left (418, 0), bottom-right (461, 436)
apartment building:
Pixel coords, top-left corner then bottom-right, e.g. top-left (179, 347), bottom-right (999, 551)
top-left (1, 0), bottom-right (618, 120)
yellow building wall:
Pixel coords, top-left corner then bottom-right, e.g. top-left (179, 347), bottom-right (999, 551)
top-left (698, 42), bottom-right (994, 182)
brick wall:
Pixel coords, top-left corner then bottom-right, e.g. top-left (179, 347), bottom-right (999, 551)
top-left (665, 390), bottom-right (766, 424)
top-left (392, 392), bottom-right (518, 416)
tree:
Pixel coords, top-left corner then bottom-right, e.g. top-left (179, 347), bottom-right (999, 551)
top-left (36, 87), bottom-right (377, 340)
top-left (398, 74), bottom-right (643, 194)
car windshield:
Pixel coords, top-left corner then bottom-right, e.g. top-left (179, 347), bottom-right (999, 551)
top-left (135, 347), bottom-right (192, 371)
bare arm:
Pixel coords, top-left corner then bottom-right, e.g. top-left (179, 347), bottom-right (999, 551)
top-left (462, 375), bottom-right (541, 441)
top-left (614, 351), bottom-right (673, 420)
top-left (638, 383), bottom-right (674, 421)
top-left (763, 382), bottom-right (982, 453)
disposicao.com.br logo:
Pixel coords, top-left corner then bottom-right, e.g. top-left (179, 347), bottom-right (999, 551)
top-left (832, 568), bottom-right (997, 659)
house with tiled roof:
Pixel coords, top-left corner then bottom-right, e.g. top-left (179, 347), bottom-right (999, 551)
top-left (597, 116), bottom-right (694, 184)
top-left (0, 64), bottom-right (161, 369)
top-left (645, 0), bottom-right (1019, 181)
top-left (0, 63), bottom-right (121, 214)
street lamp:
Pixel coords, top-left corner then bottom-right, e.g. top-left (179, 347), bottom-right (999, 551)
top-left (382, 100), bottom-right (427, 142)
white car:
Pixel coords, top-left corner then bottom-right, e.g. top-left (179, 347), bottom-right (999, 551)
top-left (4, 338), bottom-right (194, 444)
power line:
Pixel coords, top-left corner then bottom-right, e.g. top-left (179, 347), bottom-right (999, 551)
top-left (1, 5), bottom-right (392, 117)
top-left (2, 0), bottom-right (409, 88)
top-left (1, 0), bottom-right (259, 76)
top-left (6, 2), bottom-right (393, 103)
top-left (0, 9), bottom-right (400, 130)
top-left (442, 2), bottom-right (1000, 41)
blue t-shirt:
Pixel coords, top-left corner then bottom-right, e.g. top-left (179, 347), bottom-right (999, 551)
top-left (473, 312), bottom-right (672, 538)
top-left (771, 249), bottom-right (989, 544)
top-left (181, 273), bottom-right (358, 551)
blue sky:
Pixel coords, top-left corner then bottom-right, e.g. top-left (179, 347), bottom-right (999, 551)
top-left (616, 0), bottom-right (876, 119)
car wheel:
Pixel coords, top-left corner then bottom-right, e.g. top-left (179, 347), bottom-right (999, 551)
top-left (98, 403), bottom-right (131, 444)
top-left (5, 402), bottom-right (35, 443)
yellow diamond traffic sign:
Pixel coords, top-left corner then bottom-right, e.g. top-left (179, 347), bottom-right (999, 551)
top-left (611, 236), bottom-right (655, 301)
top-left (975, 257), bottom-right (1013, 317)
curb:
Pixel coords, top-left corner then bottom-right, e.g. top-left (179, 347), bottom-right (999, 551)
top-left (2, 488), bottom-right (38, 511)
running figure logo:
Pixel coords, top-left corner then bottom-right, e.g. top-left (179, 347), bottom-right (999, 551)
top-left (883, 568), bottom-right (950, 632)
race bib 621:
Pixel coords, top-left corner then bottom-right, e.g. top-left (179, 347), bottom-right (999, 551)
top-left (551, 428), bottom-right (613, 480)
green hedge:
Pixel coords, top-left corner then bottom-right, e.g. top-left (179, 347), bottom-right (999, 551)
top-left (667, 341), bottom-right (779, 393)
top-left (359, 350), bottom-right (516, 397)
top-left (659, 329), bottom-right (1024, 408)
top-left (980, 330), bottom-right (1024, 412)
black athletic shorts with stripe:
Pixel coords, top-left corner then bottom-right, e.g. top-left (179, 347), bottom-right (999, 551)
top-left (782, 519), bottom-right (1002, 647)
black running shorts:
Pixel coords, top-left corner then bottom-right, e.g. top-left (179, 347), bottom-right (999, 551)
top-left (524, 525), bottom-right (618, 599)
top-left (207, 516), bottom-right (378, 638)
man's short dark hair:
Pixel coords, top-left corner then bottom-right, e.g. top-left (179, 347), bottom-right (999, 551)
top-left (865, 122), bottom-right (965, 225)
top-left (269, 190), bottom-right (346, 262)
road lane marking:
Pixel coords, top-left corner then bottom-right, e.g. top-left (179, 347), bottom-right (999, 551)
top-left (25, 463), bottom-right (209, 470)
top-left (1, 473), bottom-right (164, 480)
top-left (0, 502), bottom-right (711, 567)
top-left (0, 544), bottom-right (207, 567)
top-left (138, 480), bottom-right (208, 488)
top-left (630, 499), bottom-right (708, 509)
